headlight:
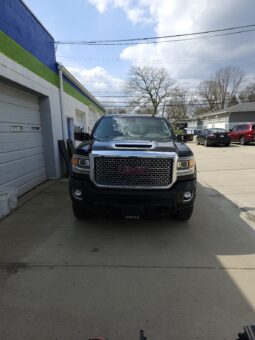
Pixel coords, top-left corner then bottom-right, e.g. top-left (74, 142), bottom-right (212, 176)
top-left (177, 157), bottom-right (196, 176)
top-left (72, 155), bottom-right (90, 173)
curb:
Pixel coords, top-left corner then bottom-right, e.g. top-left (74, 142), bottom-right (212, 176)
top-left (245, 211), bottom-right (255, 223)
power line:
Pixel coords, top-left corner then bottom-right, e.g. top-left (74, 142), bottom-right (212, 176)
top-left (56, 55), bottom-right (255, 64)
top-left (55, 24), bottom-right (255, 45)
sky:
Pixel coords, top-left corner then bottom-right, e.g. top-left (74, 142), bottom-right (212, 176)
top-left (24, 0), bottom-right (255, 106)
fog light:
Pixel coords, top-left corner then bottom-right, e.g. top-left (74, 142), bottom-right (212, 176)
top-left (73, 189), bottom-right (82, 200)
top-left (183, 191), bottom-right (193, 202)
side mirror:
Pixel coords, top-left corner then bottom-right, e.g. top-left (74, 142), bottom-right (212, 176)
top-left (176, 134), bottom-right (186, 142)
top-left (229, 129), bottom-right (233, 132)
top-left (74, 132), bottom-right (91, 141)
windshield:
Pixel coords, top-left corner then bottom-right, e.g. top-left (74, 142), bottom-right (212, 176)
top-left (93, 116), bottom-right (172, 141)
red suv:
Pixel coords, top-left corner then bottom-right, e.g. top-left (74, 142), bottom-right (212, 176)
top-left (229, 123), bottom-right (255, 145)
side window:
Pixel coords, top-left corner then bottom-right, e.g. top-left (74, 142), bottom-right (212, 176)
top-left (238, 124), bottom-right (249, 130)
top-left (232, 126), bottom-right (238, 131)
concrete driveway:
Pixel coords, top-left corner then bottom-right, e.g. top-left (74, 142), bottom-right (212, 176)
top-left (189, 142), bottom-right (255, 224)
top-left (0, 164), bottom-right (255, 339)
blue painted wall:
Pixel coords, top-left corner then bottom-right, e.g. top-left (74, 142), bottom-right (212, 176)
top-left (0, 0), bottom-right (57, 72)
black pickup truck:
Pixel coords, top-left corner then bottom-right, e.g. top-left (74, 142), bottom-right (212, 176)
top-left (69, 114), bottom-right (196, 220)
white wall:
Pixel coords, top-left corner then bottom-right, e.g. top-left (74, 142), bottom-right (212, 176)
top-left (0, 53), bottom-right (102, 180)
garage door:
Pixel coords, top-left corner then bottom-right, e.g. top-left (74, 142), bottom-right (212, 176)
top-left (214, 123), bottom-right (226, 129)
top-left (0, 82), bottom-right (47, 196)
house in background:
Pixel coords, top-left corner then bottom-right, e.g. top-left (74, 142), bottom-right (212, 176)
top-left (202, 102), bottom-right (255, 130)
top-left (0, 0), bottom-right (105, 196)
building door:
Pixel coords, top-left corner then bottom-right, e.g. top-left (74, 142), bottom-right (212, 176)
top-left (0, 81), bottom-right (47, 196)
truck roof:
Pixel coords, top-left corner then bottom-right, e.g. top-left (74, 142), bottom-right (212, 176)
top-left (105, 113), bottom-right (164, 119)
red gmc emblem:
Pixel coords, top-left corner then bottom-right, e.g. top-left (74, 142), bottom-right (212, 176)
top-left (117, 165), bottom-right (147, 175)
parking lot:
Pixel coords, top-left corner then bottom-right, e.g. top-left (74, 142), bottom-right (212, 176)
top-left (0, 144), bottom-right (255, 340)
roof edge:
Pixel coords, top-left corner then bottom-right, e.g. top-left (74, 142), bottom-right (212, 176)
top-left (58, 63), bottom-right (105, 112)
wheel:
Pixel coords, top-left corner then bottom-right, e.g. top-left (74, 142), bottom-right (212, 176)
top-left (225, 143), bottom-right (230, 147)
top-left (72, 203), bottom-right (91, 220)
top-left (240, 136), bottom-right (246, 145)
top-left (173, 205), bottom-right (194, 221)
top-left (204, 139), bottom-right (208, 147)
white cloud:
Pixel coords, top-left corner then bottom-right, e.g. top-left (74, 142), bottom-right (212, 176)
top-left (86, 0), bottom-right (151, 23)
top-left (67, 66), bottom-right (124, 106)
top-left (86, 0), bottom-right (255, 87)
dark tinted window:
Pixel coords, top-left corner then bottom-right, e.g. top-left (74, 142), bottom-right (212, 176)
top-left (237, 124), bottom-right (249, 130)
top-left (252, 125), bottom-right (255, 130)
top-left (94, 116), bottom-right (172, 141)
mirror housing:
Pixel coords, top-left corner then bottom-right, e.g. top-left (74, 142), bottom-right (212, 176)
top-left (176, 134), bottom-right (186, 143)
top-left (74, 132), bottom-right (91, 141)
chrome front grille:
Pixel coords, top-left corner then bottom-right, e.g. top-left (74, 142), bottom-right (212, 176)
top-left (94, 157), bottom-right (174, 188)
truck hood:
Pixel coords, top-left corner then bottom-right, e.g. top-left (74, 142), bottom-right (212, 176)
top-left (75, 139), bottom-right (193, 158)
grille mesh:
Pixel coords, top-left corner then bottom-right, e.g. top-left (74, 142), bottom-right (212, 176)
top-left (94, 157), bottom-right (173, 187)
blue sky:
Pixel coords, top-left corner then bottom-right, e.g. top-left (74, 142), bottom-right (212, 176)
top-left (24, 0), bottom-right (255, 102)
top-left (24, 0), bottom-right (155, 82)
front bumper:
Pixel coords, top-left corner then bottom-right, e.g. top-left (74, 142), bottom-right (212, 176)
top-left (69, 175), bottom-right (196, 217)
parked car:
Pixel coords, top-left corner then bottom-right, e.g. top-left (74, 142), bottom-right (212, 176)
top-left (229, 123), bottom-right (255, 145)
top-left (196, 128), bottom-right (231, 147)
top-left (70, 114), bottom-right (197, 220)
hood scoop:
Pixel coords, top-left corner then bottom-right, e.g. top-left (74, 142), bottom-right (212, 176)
top-left (113, 142), bottom-right (154, 149)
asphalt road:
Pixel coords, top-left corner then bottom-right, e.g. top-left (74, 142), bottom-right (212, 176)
top-left (0, 172), bottom-right (255, 339)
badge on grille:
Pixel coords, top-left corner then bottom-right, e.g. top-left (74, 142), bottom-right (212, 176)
top-left (117, 165), bottom-right (147, 175)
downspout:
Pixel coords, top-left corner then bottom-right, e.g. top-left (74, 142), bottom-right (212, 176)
top-left (58, 63), bottom-right (67, 141)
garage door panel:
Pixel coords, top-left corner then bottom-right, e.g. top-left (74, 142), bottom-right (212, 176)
top-left (0, 122), bottom-right (42, 133)
top-left (3, 169), bottom-right (47, 196)
top-left (0, 81), bottom-right (47, 195)
top-left (0, 146), bottom-right (44, 165)
top-left (0, 102), bottom-right (41, 125)
top-left (0, 132), bottom-right (44, 153)
top-left (0, 85), bottom-right (39, 110)
top-left (0, 153), bottom-right (46, 185)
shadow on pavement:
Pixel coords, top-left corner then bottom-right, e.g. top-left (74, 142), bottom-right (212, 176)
top-left (0, 180), bottom-right (254, 340)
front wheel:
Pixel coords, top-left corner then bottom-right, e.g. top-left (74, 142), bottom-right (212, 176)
top-left (72, 203), bottom-right (91, 220)
top-left (173, 205), bottom-right (194, 221)
top-left (225, 143), bottom-right (230, 147)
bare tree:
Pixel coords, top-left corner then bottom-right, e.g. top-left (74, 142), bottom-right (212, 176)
top-left (198, 80), bottom-right (219, 111)
top-left (239, 82), bottom-right (255, 102)
top-left (125, 66), bottom-right (176, 116)
top-left (164, 87), bottom-right (189, 121)
top-left (198, 67), bottom-right (244, 111)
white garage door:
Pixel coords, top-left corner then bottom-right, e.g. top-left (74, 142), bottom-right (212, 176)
top-left (214, 123), bottom-right (226, 129)
top-left (0, 82), bottom-right (47, 196)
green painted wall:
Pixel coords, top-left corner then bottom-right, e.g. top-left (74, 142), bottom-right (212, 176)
top-left (0, 31), bottom-right (104, 114)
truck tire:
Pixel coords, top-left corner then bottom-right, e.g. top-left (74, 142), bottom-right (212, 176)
top-left (72, 203), bottom-right (91, 220)
top-left (173, 205), bottom-right (194, 221)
